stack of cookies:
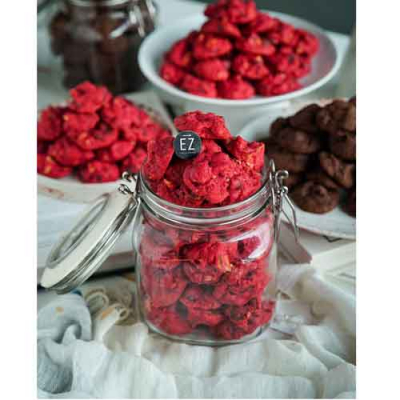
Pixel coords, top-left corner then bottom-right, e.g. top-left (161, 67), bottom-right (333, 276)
top-left (265, 97), bottom-right (356, 216)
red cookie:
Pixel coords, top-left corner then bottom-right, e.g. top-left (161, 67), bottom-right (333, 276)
top-left (69, 81), bottom-right (112, 113)
top-left (109, 140), bottom-right (135, 161)
top-left (213, 263), bottom-right (270, 306)
top-left (101, 97), bottom-right (150, 130)
top-left (63, 111), bottom-right (99, 133)
top-left (232, 54), bottom-right (269, 80)
top-left (193, 59), bottom-right (230, 81)
top-left (226, 166), bottom-right (262, 204)
top-left (167, 38), bottom-right (193, 69)
top-left (142, 266), bottom-right (187, 308)
top-left (79, 160), bottom-right (120, 183)
top-left (143, 136), bottom-right (174, 181)
top-left (48, 137), bottom-right (95, 166)
top-left (182, 242), bottom-right (236, 284)
top-left (217, 75), bottom-right (255, 99)
top-left (256, 73), bottom-right (301, 96)
top-left (146, 303), bottom-right (193, 335)
top-left (120, 147), bottom-right (147, 174)
top-left (180, 286), bottom-right (221, 310)
top-left (244, 12), bottom-right (279, 34)
top-left (174, 111), bottom-right (231, 140)
top-left (201, 17), bottom-right (241, 39)
top-left (37, 154), bottom-right (72, 178)
top-left (180, 74), bottom-right (218, 98)
top-left (192, 33), bottom-right (233, 60)
top-left (67, 123), bottom-right (118, 150)
top-left (236, 33), bottom-right (276, 57)
top-left (160, 60), bottom-right (186, 86)
top-left (225, 136), bottom-right (265, 171)
top-left (37, 106), bottom-right (64, 141)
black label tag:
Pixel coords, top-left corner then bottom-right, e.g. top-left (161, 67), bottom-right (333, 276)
top-left (173, 131), bottom-right (202, 160)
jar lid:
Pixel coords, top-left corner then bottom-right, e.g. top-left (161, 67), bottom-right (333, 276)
top-left (40, 185), bottom-right (138, 294)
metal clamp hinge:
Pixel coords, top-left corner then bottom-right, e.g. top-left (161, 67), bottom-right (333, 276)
top-left (267, 160), bottom-right (299, 242)
top-left (118, 171), bottom-right (140, 199)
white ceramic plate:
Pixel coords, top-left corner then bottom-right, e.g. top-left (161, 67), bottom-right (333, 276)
top-left (239, 107), bottom-right (356, 240)
top-left (37, 91), bottom-right (175, 204)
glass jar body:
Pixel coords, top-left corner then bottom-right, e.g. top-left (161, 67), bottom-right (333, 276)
top-left (49, 0), bottom-right (156, 94)
top-left (132, 181), bottom-right (278, 345)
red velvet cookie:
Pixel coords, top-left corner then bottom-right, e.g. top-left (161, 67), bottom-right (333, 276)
top-left (193, 59), bottom-right (230, 81)
top-left (48, 137), bottom-right (95, 166)
top-left (180, 74), bottom-right (218, 98)
top-left (69, 81), bottom-right (112, 113)
top-left (143, 136), bottom-right (175, 181)
top-left (217, 75), bottom-right (255, 99)
top-left (192, 33), bottom-right (233, 60)
top-left (79, 160), bottom-right (120, 183)
top-left (37, 106), bottom-right (64, 141)
top-left (232, 54), bottom-right (269, 80)
top-left (37, 154), bottom-right (72, 178)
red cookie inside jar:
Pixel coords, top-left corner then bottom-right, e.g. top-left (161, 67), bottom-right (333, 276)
top-left (158, 0), bottom-right (319, 99)
top-left (136, 110), bottom-right (278, 343)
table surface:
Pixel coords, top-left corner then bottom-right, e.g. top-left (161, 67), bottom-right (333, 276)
top-left (37, 0), bottom-right (353, 309)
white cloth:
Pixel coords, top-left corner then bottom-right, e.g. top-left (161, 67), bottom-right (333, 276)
top-left (37, 264), bottom-right (356, 398)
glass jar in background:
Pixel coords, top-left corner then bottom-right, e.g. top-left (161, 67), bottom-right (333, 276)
top-left (49, 0), bottom-right (157, 94)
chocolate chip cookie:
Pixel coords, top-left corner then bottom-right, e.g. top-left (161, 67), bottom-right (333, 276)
top-left (265, 138), bottom-right (311, 173)
top-left (329, 129), bottom-right (356, 161)
top-left (289, 103), bottom-right (321, 133)
top-left (291, 181), bottom-right (340, 214)
top-left (273, 126), bottom-right (322, 154)
top-left (306, 169), bottom-right (340, 190)
top-left (316, 100), bottom-right (356, 134)
top-left (319, 152), bottom-right (355, 189)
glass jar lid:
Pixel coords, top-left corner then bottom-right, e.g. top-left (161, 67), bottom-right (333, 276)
top-left (40, 184), bottom-right (138, 294)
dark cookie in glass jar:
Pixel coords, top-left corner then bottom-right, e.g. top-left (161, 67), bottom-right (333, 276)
top-left (329, 129), bottom-right (356, 161)
top-left (319, 152), bottom-right (355, 189)
top-left (291, 181), bottom-right (340, 214)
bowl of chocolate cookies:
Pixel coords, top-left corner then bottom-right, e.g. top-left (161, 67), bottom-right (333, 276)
top-left (240, 97), bottom-right (356, 239)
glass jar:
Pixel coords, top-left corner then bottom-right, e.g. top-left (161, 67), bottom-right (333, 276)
top-left (49, 0), bottom-right (157, 94)
top-left (40, 162), bottom-right (297, 346)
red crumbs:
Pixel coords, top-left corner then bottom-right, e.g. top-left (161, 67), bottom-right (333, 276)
top-left (37, 81), bottom-right (171, 181)
top-left (159, 0), bottom-right (319, 99)
top-left (140, 111), bottom-right (275, 340)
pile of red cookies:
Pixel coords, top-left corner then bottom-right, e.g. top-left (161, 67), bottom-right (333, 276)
top-left (265, 97), bottom-right (356, 216)
top-left (37, 81), bottom-right (171, 183)
top-left (160, 0), bottom-right (319, 99)
top-left (139, 111), bottom-right (275, 340)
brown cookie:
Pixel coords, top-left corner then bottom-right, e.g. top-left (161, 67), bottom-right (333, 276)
top-left (270, 117), bottom-right (288, 137)
top-left (345, 189), bottom-right (356, 217)
top-left (264, 138), bottom-right (311, 173)
top-left (285, 172), bottom-right (303, 189)
top-left (274, 126), bottom-right (322, 154)
top-left (316, 100), bottom-right (356, 134)
top-left (291, 181), bottom-right (340, 214)
top-left (306, 169), bottom-right (340, 190)
top-left (329, 129), bottom-right (356, 161)
top-left (289, 104), bottom-right (321, 133)
top-left (319, 152), bottom-right (355, 189)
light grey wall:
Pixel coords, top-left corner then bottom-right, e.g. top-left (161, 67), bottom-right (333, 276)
top-left (195, 0), bottom-right (356, 34)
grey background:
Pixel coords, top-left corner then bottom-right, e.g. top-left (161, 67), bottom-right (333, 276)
top-left (193, 0), bottom-right (356, 34)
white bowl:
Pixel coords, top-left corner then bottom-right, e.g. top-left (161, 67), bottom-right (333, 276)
top-left (139, 13), bottom-right (339, 131)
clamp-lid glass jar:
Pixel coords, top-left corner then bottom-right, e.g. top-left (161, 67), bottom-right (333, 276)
top-left (40, 161), bottom-right (297, 346)
top-left (49, 0), bottom-right (157, 94)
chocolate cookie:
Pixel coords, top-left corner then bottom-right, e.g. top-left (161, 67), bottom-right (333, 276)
top-left (289, 104), bottom-right (321, 133)
top-left (306, 169), bottom-right (340, 190)
top-left (345, 189), bottom-right (356, 217)
top-left (329, 129), bottom-right (356, 161)
top-left (316, 100), bottom-right (356, 134)
top-left (319, 152), bottom-right (355, 189)
top-left (291, 181), bottom-right (340, 214)
top-left (274, 126), bottom-right (322, 154)
top-left (265, 138), bottom-right (311, 173)
top-left (270, 117), bottom-right (288, 137)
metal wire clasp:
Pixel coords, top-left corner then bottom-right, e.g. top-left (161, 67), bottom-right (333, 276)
top-left (267, 160), bottom-right (299, 242)
top-left (118, 171), bottom-right (140, 199)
